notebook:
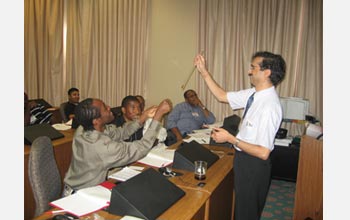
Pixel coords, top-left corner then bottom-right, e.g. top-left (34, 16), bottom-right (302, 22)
top-left (24, 123), bottom-right (65, 145)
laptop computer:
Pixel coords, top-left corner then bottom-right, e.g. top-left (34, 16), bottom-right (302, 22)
top-left (24, 123), bottom-right (65, 145)
top-left (109, 168), bottom-right (185, 220)
top-left (172, 140), bottom-right (220, 171)
top-left (28, 98), bottom-right (52, 109)
top-left (209, 114), bottom-right (241, 147)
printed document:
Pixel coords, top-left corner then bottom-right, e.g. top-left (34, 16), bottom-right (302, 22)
top-left (108, 167), bottom-right (141, 182)
top-left (137, 143), bottom-right (175, 168)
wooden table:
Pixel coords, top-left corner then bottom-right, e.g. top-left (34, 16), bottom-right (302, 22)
top-left (28, 139), bottom-right (236, 220)
top-left (24, 129), bottom-right (75, 220)
top-left (33, 188), bottom-right (209, 220)
top-left (168, 144), bottom-right (235, 220)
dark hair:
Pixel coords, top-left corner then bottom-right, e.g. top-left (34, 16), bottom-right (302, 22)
top-left (68, 87), bottom-right (79, 96)
top-left (135, 95), bottom-right (145, 103)
top-left (183, 89), bottom-right (196, 99)
top-left (121, 95), bottom-right (139, 108)
top-left (74, 98), bottom-right (100, 131)
top-left (252, 51), bottom-right (286, 86)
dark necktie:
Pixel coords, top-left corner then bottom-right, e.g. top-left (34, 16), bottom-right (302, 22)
top-left (242, 92), bottom-right (255, 119)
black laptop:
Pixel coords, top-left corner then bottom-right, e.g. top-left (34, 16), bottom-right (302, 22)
top-left (24, 123), bottom-right (65, 145)
top-left (109, 168), bottom-right (185, 220)
top-left (28, 98), bottom-right (52, 109)
top-left (209, 114), bottom-right (241, 147)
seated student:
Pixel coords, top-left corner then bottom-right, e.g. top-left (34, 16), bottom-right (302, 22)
top-left (111, 95), bottom-right (167, 144)
top-left (24, 92), bottom-right (53, 126)
top-left (112, 95), bottom-right (144, 141)
top-left (64, 87), bottom-right (80, 121)
top-left (165, 89), bottom-right (216, 145)
top-left (63, 98), bottom-right (172, 195)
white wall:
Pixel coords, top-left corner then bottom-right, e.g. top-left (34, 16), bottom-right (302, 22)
top-left (146, 0), bottom-right (199, 107)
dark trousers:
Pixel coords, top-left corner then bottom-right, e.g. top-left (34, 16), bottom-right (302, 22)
top-left (234, 150), bottom-right (271, 220)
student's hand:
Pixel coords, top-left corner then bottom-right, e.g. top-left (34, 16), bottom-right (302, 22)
top-left (153, 99), bottom-right (173, 122)
top-left (211, 127), bottom-right (231, 143)
top-left (143, 106), bottom-right (158, 118)
top-left (137, 105), bottom-right (157, 124)
top-left (156, 99), bottom-right (172, 115)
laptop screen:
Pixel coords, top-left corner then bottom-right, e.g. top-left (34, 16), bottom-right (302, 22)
top-left (24, 123), bottom-right (64, 145)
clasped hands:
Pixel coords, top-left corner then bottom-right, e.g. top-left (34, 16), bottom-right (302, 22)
top-left (211, 127), bottom-right (234, 143)
top-left (141, 99), bottom-right (173, 119)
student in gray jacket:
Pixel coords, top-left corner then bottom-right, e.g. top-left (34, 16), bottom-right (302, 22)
top-left (63, 98), bottom-right (172, 195)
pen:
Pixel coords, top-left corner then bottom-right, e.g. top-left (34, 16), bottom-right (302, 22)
top-left (46, 209), bottom-right (66, 214)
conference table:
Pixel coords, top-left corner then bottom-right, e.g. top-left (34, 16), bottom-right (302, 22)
top-left (26, 129), bottom-right (235, 220)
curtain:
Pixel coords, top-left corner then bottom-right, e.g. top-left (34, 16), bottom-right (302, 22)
top-left (25, 0), bottom-right (150, 108)
top-left (196, 0), bottom-right (323, 126)
top-left (65, 0), bottom-right (151, 108)
top-left (24, 0), bottom-right (64, 106)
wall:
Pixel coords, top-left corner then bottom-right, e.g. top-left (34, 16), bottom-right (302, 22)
top-left (146, 0), bottom-right (199, 108)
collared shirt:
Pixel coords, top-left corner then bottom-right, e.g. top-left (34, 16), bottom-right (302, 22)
top-left (64, 120), bottom-right (161, 190)
top-left (166, 102), bottom-right (216, 136)
top-left (227, 87), bottom-right (282, 151)
top-left (64, 102), bottom-right (78, 119)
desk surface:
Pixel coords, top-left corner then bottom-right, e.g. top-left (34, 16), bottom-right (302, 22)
top-left (33, 188), bottom-right (209, 220)
top-left (167, 143), bottom-right (235, 194)
top-left (28, 138), bottom-right (235, 220)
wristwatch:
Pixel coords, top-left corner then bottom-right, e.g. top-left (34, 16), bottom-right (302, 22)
top-left (234, 139), bottom-right (240, 147)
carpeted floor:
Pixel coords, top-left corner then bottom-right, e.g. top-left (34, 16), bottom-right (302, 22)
top-left (261, 179), bottom-right (296, 220)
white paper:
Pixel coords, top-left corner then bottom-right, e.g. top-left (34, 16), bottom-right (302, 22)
top-left (120, 216), bottom-right (145, 220)
top-left (306, 123), bottom-right (322, 139)
top-left (183, 136), bottom-right (210, 144)
top-left (52, 123), bottom-right (71, 131)
top-left (274, 137), bottom-right (293, 147)
top-left (108, 167), bottom-right (141, 182)
top-left (137, 143), bottom-right (175, 168)
top-left (50, 185), bottom-right (111, 217)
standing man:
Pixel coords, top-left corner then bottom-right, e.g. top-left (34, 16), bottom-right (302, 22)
top-left (166, 89), bottom-right (216, 145)
top-left (194, 51), bottom-right (286, 220)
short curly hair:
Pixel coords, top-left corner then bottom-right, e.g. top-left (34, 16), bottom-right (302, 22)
top-left (74, 98), bottom-right (101, 131)
top-left (252, 51), bottom-right (286, 86)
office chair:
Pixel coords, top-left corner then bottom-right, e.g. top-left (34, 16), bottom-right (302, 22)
top-left (28, 136), bottom-right (62, 217)
top-left (59, 102), bottom-right (68, 122)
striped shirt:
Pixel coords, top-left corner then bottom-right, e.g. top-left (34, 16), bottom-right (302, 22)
top-left (30, 104), bottom-right (52, 125)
